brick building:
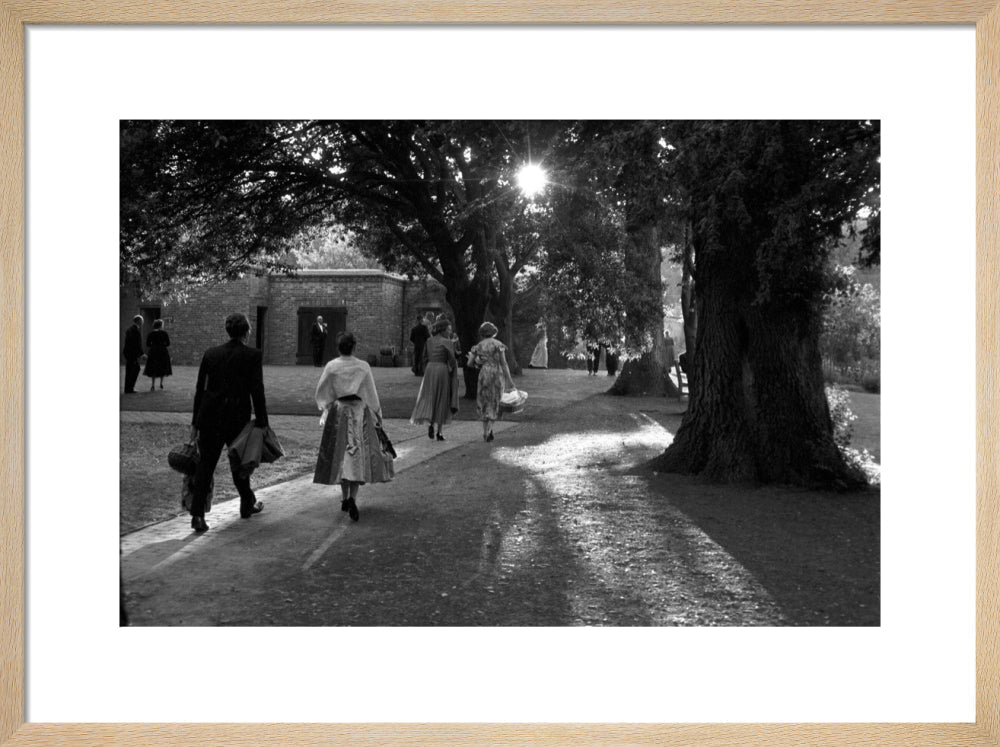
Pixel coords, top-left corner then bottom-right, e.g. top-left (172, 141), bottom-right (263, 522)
top-left (120, 270), bottom-right (450, 366)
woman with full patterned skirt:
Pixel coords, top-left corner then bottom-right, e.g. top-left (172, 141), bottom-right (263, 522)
top-left (468, 321), bottom-right (515, 443)
top-left (313, 332), bottom-right (393, 522)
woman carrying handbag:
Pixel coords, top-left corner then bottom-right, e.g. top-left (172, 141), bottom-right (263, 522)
top-left (313, 332), bottom-right (393, 522)
top-left (467, 321), bottom-right (517, 443)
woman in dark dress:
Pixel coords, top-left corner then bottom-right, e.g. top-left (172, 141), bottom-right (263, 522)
top-left (143, 319), bottom-right (172, 390)
top-left (409, 318), bottom-right (459, 441)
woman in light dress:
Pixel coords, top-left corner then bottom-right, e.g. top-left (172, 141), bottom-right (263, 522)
top-left (528, 318), bottom-right (548, 369)
top-left (410, 317), bottom-right (459, 441)
top-left (313, 332), bottom-right (393, 522)
top-left (468, 322), bottom-right (515, 443)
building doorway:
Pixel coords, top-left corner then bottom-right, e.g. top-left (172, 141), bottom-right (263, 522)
top-left (256, 306), bottom-right (267, 352)
top-left (296, 307), bottom-right (346, 365)
top-left (139, 306), bottom-right (161, 324)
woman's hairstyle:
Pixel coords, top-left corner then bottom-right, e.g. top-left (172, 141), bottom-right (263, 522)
top-left (225, 312), bottom-right (250, 339)
top-left (152, 319), bottom-right (164, 330)
top-left (479, 321), bottom-right (498, 338)
top-left (132, 314), bottom-right (144, 324)
top-left (337, 332), bottom-right (357, 356)
top-left (431, 318), bottom-right (451, 335)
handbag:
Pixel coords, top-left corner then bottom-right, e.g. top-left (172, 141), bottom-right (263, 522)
top-left (499, 388), bottom-right (528, 414)
top-left (168, 440), bottom-right (199, 475)
top-left (375, 424), bottom-right (397, 459)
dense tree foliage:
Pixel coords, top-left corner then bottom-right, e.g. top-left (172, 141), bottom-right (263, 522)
top-left (284, 222), bottom-right (380, 270)
top-left (121, 120), bottom-right (566, 394)
top-left (536, 122), bottom-right (681, 394)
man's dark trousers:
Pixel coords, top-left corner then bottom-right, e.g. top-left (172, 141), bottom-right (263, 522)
top-left (124, 357), bottom-right (141, 392)
top-left (192, 424), bottom-right (258, 517)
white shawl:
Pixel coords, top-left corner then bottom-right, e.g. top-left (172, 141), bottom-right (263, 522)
top-left (315, 355), bottom-right (382, 416)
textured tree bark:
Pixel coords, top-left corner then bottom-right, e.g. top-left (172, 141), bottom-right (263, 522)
top-left (610, 218), bottom-right (677, 396)
top-left (491, 265), bottom-right (522, 376)
top-left (446, 282), bottom-right (489, 400)
top-left (653, 282), bottom-right (866, 489)
top-left (680, 224), bottom-right (697, 392)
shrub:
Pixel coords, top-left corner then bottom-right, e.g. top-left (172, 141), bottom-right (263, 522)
top-left (822, 357), bottom-right (847, 386)
top-left (825, 384), bottom-right (856, 450)
top-left (821, 265), bottom-right (880, 371)
top-left (822, 354), bottom-right (881, 392)
top-left (825, 384), bottom-right (879, 485)
top-left (861, 368), bottom-right (880, 393)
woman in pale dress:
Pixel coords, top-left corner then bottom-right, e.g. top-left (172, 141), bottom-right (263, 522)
top-left (410, 318), bottom-right (459, 441)
top-left (468, 322), bottom-right (515, 442)
top-left (313, 332), bottom-right (393, 522)
top-left (528, 318), bottom-right (548, 369)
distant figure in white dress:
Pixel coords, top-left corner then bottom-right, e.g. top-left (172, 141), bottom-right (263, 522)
top-left (528, 319), bottom-right (548, 369)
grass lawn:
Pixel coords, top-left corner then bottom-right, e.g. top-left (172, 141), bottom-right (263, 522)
top-left (119, 422), bottom-right (321, 534)
top-left (848, 390), bottom-right (880, 460)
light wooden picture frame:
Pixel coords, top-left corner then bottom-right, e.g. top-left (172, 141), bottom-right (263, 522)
top-left (2, 2), bottom-right (997, 745)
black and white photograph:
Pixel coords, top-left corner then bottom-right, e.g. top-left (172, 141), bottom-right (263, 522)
top-left (119, 119), bottom-right (881, 627)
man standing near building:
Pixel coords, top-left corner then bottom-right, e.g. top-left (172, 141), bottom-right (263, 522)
top-left (122, 314), bottom-right (144, 394)
top-left (310, 314), bottom-right (328, 367)
top-left (409, 313), bottom-right (430, 376)
top-left (188, 312), bottom-right (269, 533)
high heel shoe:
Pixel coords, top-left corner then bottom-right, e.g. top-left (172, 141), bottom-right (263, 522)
top-left (346, 497), bottom-right (359, 522)
top-left (341, 498), bottom-right (350, 512)
top-left (428, 425), bottom-right (434, 440)
top-left (191, 516), bottom-right (209, 533)
top-left (487, 431), bottom-right (494, 442)
top-left (436, 433), bottom-right (445, 441)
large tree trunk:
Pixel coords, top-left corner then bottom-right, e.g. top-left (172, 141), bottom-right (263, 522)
top-left (652, 283), bottom-right (866, 489)
top-left (610, 218), bottom-right (676, 396)
top-left (445, 281), bottom-right (489, 400)
top-left (680, 221), bottom-right (697, 389)
top-left (491, 261), bottom-right (522, 375)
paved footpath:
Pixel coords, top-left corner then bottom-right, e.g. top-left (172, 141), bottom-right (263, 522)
top-left (120, 416), bottom-right (516, 571)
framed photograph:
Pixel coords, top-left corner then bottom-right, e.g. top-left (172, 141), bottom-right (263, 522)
top-left (2, 2), bottom-right (997, 744)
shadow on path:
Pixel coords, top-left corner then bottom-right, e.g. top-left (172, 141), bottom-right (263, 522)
top-left (124, 392), bottom-right (878, 627)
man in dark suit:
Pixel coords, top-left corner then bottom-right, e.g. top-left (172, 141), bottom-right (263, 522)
top-left (187, 312), bottom-right (269, 533)
top-left (310, 315), bottom-right (328, 367)
top-left (122, 314), bottom-right (144, 393)
top-left (409, 313), bottom-right (430, 376)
